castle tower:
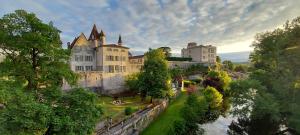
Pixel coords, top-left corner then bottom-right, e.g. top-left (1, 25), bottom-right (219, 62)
top-left (118, 34), bottom-right (122, 45)
top-left (99, 30), bottom-right (106, 45)
top-left (89, 24), bottom-right (99, 40)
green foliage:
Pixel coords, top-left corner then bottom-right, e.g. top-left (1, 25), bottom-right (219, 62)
top-left (222, 60), bottom-right (234, 70)
top-left (169, 66), bottom-right (184, 79)
top-left (184, 64), bottom-right (208, 75)
top-left (139, 49), bottom-right (171, 100)
top-left (168, 120), bottom-right (186, 135)
top-left (234, 65), bottom-right (247, 73)
top-left (159, 47), bottom-right (171, 57)
top-left (124, 107), bottom-right (134, 115)
top-left (48, 88), bottom-right (102, 135)
top-left (125, 73), bottom-right (140, 92)
top-left (203, 86), bottom-right (223, 109)
top-left (0, 10), bottom-right (101, 134)
top-left (183, 80), bottom-right (196, 87)
top-left (0, 91), bottom-right (51, 135)
top-left (174, 94), bottom-right (208, 135)
top-left (204, 70), bottom-right (232, 93)
top-left (0, 10), bottom-right (77, 91)
top-left (166, 57), bottom-right (192, 61)
top-left (216, 56), bottom-right (221, 63)
top-left (230, 16), bottom-right (300, 134)
top-left (229, 79), bottom-right (265, 117)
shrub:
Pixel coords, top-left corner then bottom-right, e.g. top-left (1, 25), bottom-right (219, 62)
top-left (190, 78), bottom-right (202, 84)
top-left (183, 80), bottom-right (196, 87)
top-left (168, 120), bottom-right (186, 135)
top-left (203, 70), bottom-right (231, 93)
top-left (167, 57), bottom-right (192, 61)
top-left (124, 107), bottom-right (134, 115)
top-left (186, 85), bottom-right (197, 94)
top-left (234, 65), bottom-right (247, 73)
top-left (125, 73), bottom-right (140, 92)
top-left (203, 86), bottom-right (223, 109)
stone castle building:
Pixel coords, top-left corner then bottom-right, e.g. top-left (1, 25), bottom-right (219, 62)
top-left (181, 42), bottom-right (216, 64)
top-left (63, 25), bottom-right (217, 94)
top-left (63, 24), bottom-right (143, 94)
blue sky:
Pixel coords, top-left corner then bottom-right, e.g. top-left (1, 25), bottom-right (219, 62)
top-left (1, 0), bottom-right (300, 55)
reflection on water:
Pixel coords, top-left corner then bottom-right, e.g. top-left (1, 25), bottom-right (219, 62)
top-left (201, 115), bottom-right (236, 135)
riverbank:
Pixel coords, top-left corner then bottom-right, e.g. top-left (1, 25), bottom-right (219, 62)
top-left (141, 92), bottom-right (188, 135)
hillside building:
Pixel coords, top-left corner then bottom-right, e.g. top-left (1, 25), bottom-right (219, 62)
top-left (181, 42), bottom-right (216, 64)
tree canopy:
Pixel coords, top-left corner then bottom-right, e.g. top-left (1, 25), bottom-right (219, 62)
top-left (229, 16), bottom-right (300, 134)
top-left (139, 49), bottom-right (171, 100)
top-left (0, 10), bottom-right (102, 134)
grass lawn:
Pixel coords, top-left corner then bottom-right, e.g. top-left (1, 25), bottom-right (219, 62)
top-left (141, 92), bottom-right (188, 135)
top-left (97, 95), bottom-right (151, 123)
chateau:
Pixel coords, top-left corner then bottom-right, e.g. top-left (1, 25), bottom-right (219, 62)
top-left (63, 25), bottom-right (217, 94)
top-left (63, 24), bottom-right (144, 94)
top-left (181, 42), bottom-right (216, 64)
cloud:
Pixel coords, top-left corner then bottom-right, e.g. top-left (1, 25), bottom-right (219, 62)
top-left (1, 0), bottom-right (300, 54)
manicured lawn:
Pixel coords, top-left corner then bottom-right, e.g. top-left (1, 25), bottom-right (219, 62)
top-left (141, 92), bottom-right (188, 135)
top-left (97, 95), bottom-right (151, 123)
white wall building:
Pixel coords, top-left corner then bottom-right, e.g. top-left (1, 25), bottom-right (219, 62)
top-left (181, 42), bottom-right (217, 64)
top-left (63, 25), bottom-right (143, 94)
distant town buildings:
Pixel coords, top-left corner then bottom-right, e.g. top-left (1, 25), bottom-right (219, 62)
top-left (181, 42), bottom-right (216, 64)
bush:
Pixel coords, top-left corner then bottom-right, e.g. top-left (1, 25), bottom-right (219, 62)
top-left (203, 86), bottom-right (223, 109)
top-left (203, 70), bottom-right (232, 93)
top-left (234, 65), bottom-right (247, 73)
top-left (168, 120), bottom-right (186, 135)
top-left (186, 85), bottom-right (197, 94)
top-left (184, 64), bottom-right (208, 75)
top-left (124, 107), bottom-right (134, 115)
top-left (183, 80), bottom-right (196, 87)
top-left (167, 57), bottom-right (192, 61)
top-left (190, 78), bottom-right (202, 84)
top-left (125, 73), bottom-right (140, 92)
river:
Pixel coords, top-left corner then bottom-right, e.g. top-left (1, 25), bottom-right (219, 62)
top-left (201, 115), bottom-right (237, 135)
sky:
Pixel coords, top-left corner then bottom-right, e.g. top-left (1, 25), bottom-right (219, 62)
top-left (1, 0), bottom-right (300, 55)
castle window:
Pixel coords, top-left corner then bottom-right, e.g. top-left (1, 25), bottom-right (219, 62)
top-left (122, 66), bottom-right (126, 72)
top-left (85, 66), bottom-right (93, 71)
top-left (106, 55), bottom-right (114, 61)
top-left (113, 49), bottom-right (119, 52)
top-left (75, 66), bottom-right (84, 71)
top-left (85, 56), bottom-right (93, 61)
top-left (122, 56), bottom-right (126, 61)
top-left (75, 55), bottom-right (83, 62)
top-left (121, 49), bottom-right (125, 52)
top-left (107, 48), bottom-right (112, 51)
top-left (115, 56), bottom-right (119, 61)
top-left (108, 65), bottom-right (114, 73)
top-left (115, 65), bottom-right (120, 72)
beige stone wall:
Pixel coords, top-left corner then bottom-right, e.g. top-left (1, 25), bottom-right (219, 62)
top-left (62, 71), bottom-right (103, 92)
top-left (129, 57), bottom-right (144, 73)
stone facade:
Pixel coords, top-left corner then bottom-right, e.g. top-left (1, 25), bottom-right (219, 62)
top-left (181, 42), bottom-right (217, 64)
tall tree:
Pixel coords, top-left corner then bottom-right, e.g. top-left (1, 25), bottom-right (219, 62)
top-left (0, 10), bottom-right (102, 134)
top-left (139, 49), bottom-right (171, 101)
top-left (230, 17), bottom-right (300, 134)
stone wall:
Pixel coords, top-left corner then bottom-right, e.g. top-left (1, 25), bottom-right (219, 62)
top-left (96, 99), bottom-right (169, 135)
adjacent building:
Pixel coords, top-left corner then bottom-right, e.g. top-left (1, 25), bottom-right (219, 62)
top-left (181, 42), bottom-right (216, 64)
